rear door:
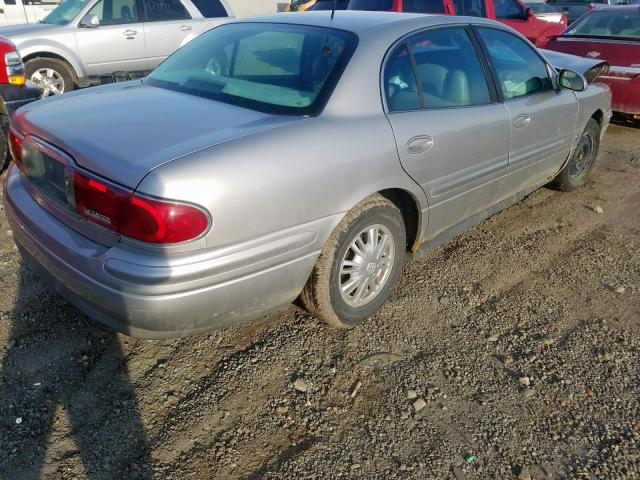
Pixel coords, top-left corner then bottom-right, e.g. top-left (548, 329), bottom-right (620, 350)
top-left (384, 26), bottom-right (511, 239)
top-left (142, 0), bottom-right (197, 69)
top-left (75, 0), bottom-right (148, 75)
top-left (475, 26), bottom-right (579, 195)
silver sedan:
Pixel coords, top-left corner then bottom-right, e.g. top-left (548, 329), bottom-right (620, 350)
top-left (3, 12), bottom-right (612, 337)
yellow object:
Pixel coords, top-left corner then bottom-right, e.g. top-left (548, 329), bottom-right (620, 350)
top-left (8, 74), bottom-right (25, 86)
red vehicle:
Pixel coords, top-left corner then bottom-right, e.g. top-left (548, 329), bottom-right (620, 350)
top-left (0, 38), bottom-right (40, 173)
top-left (348, 0), bottom-right (567, 45)
top-left (543, 5), bottom-right (640, 118)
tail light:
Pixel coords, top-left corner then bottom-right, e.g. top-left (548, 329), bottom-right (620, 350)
top-left (4, 51), bottom-right (25, 87)
top-left (8, 126), bottom-right (23, 168)
top-left (74, 171), bottom-right (210, 244)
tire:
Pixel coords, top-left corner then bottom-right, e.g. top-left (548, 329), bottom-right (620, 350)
top-left (0, 114), bottom-right (9, 174)
top-left (549, 118), bottom-right (600, 192)
top-left (25, 58), bottom-right (75, 97)
top-left (300, 194), bottom-right (406, 328)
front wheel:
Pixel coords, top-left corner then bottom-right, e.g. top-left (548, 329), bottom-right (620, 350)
top-left (300, 194), bottom-right (406, 328)
top-left (549, 118), bottom-right (600, 192)
top-left (25, 58), bottom-right (75, 97)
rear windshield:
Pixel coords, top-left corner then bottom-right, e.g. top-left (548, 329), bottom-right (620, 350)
top-left (146, 23), bottom-right (357, 116)
top-left (566, 10), bottom-right (640, 38)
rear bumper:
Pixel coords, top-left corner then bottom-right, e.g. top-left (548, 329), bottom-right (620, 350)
top-left (3, 166), bottom-right (326, 338)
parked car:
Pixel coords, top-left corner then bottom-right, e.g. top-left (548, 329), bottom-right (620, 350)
top-left (4, 12), bottom-right (611, 337)
top-left (0, 0), bottom-right (61, 26)
top-left (0, 0), bottom-right (234, 96)
top-left (348, 0), bottom-right (566, 45)
top-left (543, 5), bottom-right (640, 117)
top-left (526, 1), bottom-right (566, 24)
top-left (0, 37), bottom-right (40, 173)
top-left (547, 0), bottom-right (638, 24)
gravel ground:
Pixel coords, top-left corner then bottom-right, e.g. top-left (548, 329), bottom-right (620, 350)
top-left (0, 122), bottom-right (639, 480)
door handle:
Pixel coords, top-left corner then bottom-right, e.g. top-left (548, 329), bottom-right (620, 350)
top-left (179, 25), bottom-right (192, 31)
top-left (407, 135), bottom-right (434, 154)
top-left (513, 114), bottom-right (531, 129)
top-left (122, 29), bottom-right (138, 37)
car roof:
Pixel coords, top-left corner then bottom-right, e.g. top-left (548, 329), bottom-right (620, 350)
top-left (233, 11), bottom-right (501, 36)
top-left (595, 4), bottom-right (640, 12)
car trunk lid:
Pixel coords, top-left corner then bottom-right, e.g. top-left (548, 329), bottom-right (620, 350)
top-left (14, 81), bottom-right (302, 190)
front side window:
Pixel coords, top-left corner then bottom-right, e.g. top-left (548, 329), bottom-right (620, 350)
top-left (403, 0), bottom-right (446, 13)
top-left (494, 0), bottom-right (525, 19)
top-left (384, 44), bottom-right (421, 113)
top-left (409, 27), bottom-right (491, 108)
top-left (452, 0), bottom-right (487, 16)
top-left (190, 0), bottom-right (227, 17)
top-left (87, 0), bottom-right (140, 25)
top-left (146, 23), bottom-right (357, 115)
top-left (477, 27), bottom-right (552, 99)
top-left (565, 10), bottom-right (640, 38)
top-left (143, 0), bottom-right (189, 21)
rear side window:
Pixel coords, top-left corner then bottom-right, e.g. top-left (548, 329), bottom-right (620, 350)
top-left (452, 0), bottom-right (486, 16)
top-left (403, 0), bottom-right (446, 13)
top-left (477, 27), bottom-right (552, 99)
top-left (348, 0), bottom-right (394, 10)
top-left (190, 0), bottom-right (227, 17)
top-left (143, 0), bottom-right (189, 21)
top-left (384, 44), bottom-right (421, 112)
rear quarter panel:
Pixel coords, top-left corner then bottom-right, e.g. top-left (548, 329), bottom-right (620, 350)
top-left (136, 114), bottom-right (427, 251)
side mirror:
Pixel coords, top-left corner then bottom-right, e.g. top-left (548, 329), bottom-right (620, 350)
top-left (79, 13), bottom-right (100, 27)
top-left (525, 7), bottom-right (534, 18)
top-left (558, 69), bottom-right (586, 92)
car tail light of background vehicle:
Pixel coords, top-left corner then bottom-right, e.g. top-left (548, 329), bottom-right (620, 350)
top-left (4, 50), bottom-right (25, 86)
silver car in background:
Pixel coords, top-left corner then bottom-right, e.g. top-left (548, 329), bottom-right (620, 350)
top-left (3, 12), bottom-right (612, 337)
top-left (0, 0), bottom-right (233, 96)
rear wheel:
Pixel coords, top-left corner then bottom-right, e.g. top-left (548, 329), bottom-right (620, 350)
top-left (300, 194), bottom-right (406, 328)
top-left (549, 118), bottom-right (600, 192)
top-left (25, 58), bottom-right (75, 97)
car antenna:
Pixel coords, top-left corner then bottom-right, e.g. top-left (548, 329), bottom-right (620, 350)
top-left (321, 0), bottom-right (338, 54)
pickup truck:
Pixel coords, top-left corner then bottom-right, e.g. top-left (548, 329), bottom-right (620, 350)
top-left (348, 0), bottom-right (567, 45)
top-left (0, 0), bottom-right (61, 26)
top-left (0, 36), bottom-right (40, 172)
top-left (0, 0), bottom-right (234, 96)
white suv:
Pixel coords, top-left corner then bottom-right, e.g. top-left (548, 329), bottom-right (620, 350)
top-left (0, 0), bottom-right (233, 95)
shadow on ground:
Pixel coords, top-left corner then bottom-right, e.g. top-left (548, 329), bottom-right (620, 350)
top-left (0, 262), bottom-right (153, 480)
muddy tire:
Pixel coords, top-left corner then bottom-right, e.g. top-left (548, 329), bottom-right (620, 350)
top-left (25, 58), bottom-right (75, 97)
top-left (549, 118), bottom-right (600, 192)
top-left (300, 194), bottom-right (406, 328)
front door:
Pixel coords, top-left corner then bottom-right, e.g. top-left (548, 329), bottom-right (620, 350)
top-left (475, 26), bottom-right (579, 196)
top-left (383, 26), bottom-right (511, 239)
top-left (142, 0), bottom-right (195, 70)
top-left (1, 0), bottom-right (28, 25)
top-left (75, 0), bottom-right (147, 76)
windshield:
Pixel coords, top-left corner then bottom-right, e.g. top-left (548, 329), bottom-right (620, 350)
top-left (41, 0), bottom-right (92, 24)
top-left (146, 23), bottom-right (358, 115)
top-left (566, 10), bottom-right (640, 38)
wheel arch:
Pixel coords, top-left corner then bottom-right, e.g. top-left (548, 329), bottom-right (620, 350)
top-left (22, 51), bottom-right (81, 82)
top-left (590, 108), bottom-right (605, 130)
top-left (378, 188), bottom-right (423, 253)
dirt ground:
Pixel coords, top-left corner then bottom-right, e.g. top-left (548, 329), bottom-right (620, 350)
top-left (0, 122), bottom-right (639, 480)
